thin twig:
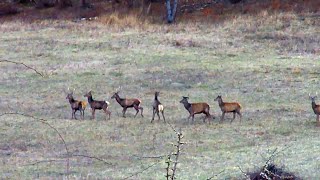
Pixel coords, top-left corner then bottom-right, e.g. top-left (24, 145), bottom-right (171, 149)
top-left (0, 112), bottom-right (70, 177)
top-left (264, 145), bottom-right (293, 166)
top-left (133, 154), bottom-right (167, 160)
top-left (122, 160), bottom-right (162, 180)
top-left (264, 148), bottom-right (278, 166)
top-left (72, 154), bottom-right (113, 166)
top-left (0, 112), bottom-right (47, 121)
top-left (165, 155), bottom-right (172, 180)
top-left (165, 120), bottom-right (178, 135)
top-left (0, 59), bottom-right (44, 77)
top-left (171, 128), bottom-right (184, 180)
top-left (237, 165), bottom-right (250, 179)
top-left (22, 159), bottom-right (65, 166)
top-left (207, 169), bottom-right (225, 180)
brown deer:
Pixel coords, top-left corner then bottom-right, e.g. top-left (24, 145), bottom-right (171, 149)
top-left (309, 93), bottom-right (320, 123)
top-left (179, 96), bottom-right (213, 124)
top-left (84, 91), bottom-right (111, 120)
top-left (111, 91), bottom-right (143, 118)
top-left (151, 91), bottom-right (165, 123)
top-left (214, 95), bottom-right (242, 123)
top-left (66, 91), bottom-right (87, 120)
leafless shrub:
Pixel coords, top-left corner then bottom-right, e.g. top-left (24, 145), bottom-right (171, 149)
top-left (164, 122), bottom-right (185, 180)
top-left (242, 147), bottom-right (301, 180)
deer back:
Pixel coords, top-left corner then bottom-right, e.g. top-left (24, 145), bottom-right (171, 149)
top-left (222, 102), bottom-right (241, 112)
top-left (124, 98), bottom-right (141, 106)
top-left (191, 102), bottom-right (209, 114)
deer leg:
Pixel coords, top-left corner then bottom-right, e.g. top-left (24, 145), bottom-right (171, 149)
top-left (71, 110), bottom-right (74, 119)
top-left (91, 109), bottom-right (95, 120)
top-left (220, 112), bottom-right (225, 123)
top-left (133, 105), bottom-right (139, 118)
top-left (230, 112), bottom-right (236, 124)
top-left (151, 108), bottom-right (156, 123)
top-left (191, 114), bottom-right (195, 124)
top-left (82, 109), bottom-right (85, 120)
top-left (156, 111), bottom-right (161, 121)
top-left (161, 110), bottom-right (166, 122)
top-left (74, 110), bottom-right (77, 120)
top-left (187, 114), bottom-right (191, 123)
top-left (103, 108), bottom-right (111, 120)
top-left (202, 114), bottom-right (207, 123)
top-left (237, 111), bottom-right (242, 123)
top-left (122, 107), bottom-right (127, 118)
top-left (139, 106), bottom-right (144, 117)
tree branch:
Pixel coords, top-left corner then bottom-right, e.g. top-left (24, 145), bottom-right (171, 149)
top-left (22, 159), bottom-right (65, 166)
top-left (0, 59), bottom-right (45, 77)
top-left (0, 112), bottom-right (70, 176)
top-left (122, 160), bottom-right (162, 180)
top-left (72, 154), bottom-right (114, 166)
top-left (207, 169), bottom-right (225, 180)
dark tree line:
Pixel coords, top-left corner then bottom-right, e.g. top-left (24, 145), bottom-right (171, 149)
top-left (3, 0), bottom-right (243, 23)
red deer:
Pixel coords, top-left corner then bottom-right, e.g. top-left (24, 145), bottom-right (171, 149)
top-left (179, 96), bottom-right (213, 124)
top-left (84, 91), bottom-right (111, 120)
top-left (151, 91), bottom-right (165, 123)
top-left (66, 91), bottom-right (87, 120)
top-left (214, 95), bottom-right (242, 123)
top-left (111, 91), bottom-right (143, 118)
top-left (309, 93), bottom-right (320, 123)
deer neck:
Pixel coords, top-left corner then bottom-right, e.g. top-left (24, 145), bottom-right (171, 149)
top-left (87, 96), bottom-right (94, 104)
top-left (115, 95), bottom-right (123, 105)
top-left (183, 102), bottom-right (192, 111)
top-left (69, 97), bottom-right (76, 104)
top-left (218, 99), bottom-right (224, 107)
top-left (312, 101), bottom-right (316, 109)
top-left (154, 95), bottom-right (159, 101)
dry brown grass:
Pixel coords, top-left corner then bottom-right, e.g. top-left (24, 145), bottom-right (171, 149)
top-left (98, 11), bottom-right (150, 30)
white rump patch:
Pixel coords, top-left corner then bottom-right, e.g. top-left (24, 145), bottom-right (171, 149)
top-left (105, 101), bottom-right (110, 105)
top-left (158, 104), bottom-right (164, 112)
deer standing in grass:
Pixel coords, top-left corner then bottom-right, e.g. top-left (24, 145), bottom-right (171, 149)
top-left (66, 90), bottom-right (87, 120)
top-left (151, 91), bottom-right (165, 123)
top-left (309, 93), bottom-right (320, 123)
top-left (111, 91), bottom-right (144, 118)
top-left (179, 96), bottom-right (213, 124)
top-left (84, 91), bottom-right (111, 120)
top-left (214, 95), bottom-right (242, 123)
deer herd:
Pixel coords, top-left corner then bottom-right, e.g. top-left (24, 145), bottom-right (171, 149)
top-left (66, 88), bottom-right (320, 124)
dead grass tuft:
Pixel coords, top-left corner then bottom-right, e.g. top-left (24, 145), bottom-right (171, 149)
top-left (98, 11), bottom-right (150, 30)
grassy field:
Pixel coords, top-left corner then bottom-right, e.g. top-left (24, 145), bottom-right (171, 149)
top-left (0, 10), bottom-right (320, 179)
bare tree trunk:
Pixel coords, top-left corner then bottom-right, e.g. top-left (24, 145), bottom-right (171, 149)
top-left (166, 0), bottom-right (178, 23)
